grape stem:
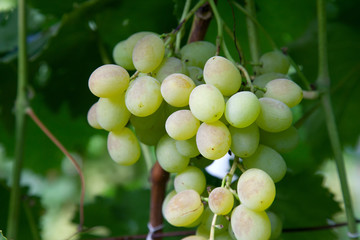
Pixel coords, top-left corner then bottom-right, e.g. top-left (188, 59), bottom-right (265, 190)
top-left (175, 0), bottom-right (192, 54)
top-left (316, 0), bottom-right (359, 238)
top-left (26, 107), bottom-right (85, 232)
top-left (209, 213), bottom-right (218, 240)
top-left (207, 0), bottom-right (223, 55)
top-left (236, 64), bottom-right (254, 93)
top-left (244, 0), bottom-right (260, 65)
top-left (7, 0), bottom-right (28, 238)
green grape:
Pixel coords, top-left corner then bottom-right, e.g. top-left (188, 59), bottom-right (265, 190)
top-left (242, 144), bottom-right (287, 183)
top-left (153, 57), bottom-right (188, 83)
top-left (129, 101), bottom-right (166, 130)
top-left (253, 73), bottom-right (287, 98)
top-left (164, 189), bottom-right (204, 227)
top-left (256, 97), bottom-right (293, 133)
top-left (165, 110), bottom-right (200, 140)
top-left (189, 84), bottom-right (225, 123)
top-left (214, 232), bottom-right (235, 240)
top-left (187, 66), bottom-right (204, 86)
top-left (176, 136), bottom-right (200, 158)
top-left (134, 122), bottom-right (166, 146)
top-left (125, 76), bottom-right (163, 117)
top-left (182, 236), bottom-right (207, 240)
top-left (196, 207), bottom-right (229, 236)
top-left (196, 121), bottom-right (231, 160)
top-left (190, 155), bottom-right (213, 169)
top-left (237, 168), bottom-right (276, 211)
top-left (96, 94), bottom-right (131, 131)
top-left (264, 78), bottom-right (303, 107)
top-left (113, 31), bottom-right (154, 70)
top-left (87, 102), bottom-right (102, 129)
top-left (88, 64), bottom-right (130, 98)
top-left (174, 166), bottom-right (206, 194)
top-left (231, 204), bottom-right (271, 240)
top-left (225, 91), bottom-right (260, 128)
top-left (107, 127), bottom-right (140, 166)
top-left (229, 123), bottom-right (259, 158)
top-left (259, 125), bottom-right (299, 153)
top-left (203, 56), bottom-right (242, 96)
top-left (180, 41), bottom-right (216, 68)
top-left (258, 51), bottom-right (290, 75)
top-left (156, 134), bottom-right (190, 173)
top-left (208, 187), bottom-right (234, 215)
top-left (267, 211), bottom-right (283, 240)
top-left (162, 190), bottom-right (177, 217)
top-left (132, 34), bottom-right (165, 73)
top-left (161, 73), bottom-right (196, 107)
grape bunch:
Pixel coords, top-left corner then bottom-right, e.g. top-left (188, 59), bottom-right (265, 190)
top-left (87, 31), bottom-right (302, 240)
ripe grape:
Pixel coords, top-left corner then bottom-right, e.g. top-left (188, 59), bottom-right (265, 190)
top-left (96, 94), bottom-right (131, 131)
top-left (125, 76), bottom-right (163, 117)
top-left (153, 57), bottom-right (188, 83)
top-left (231, 204), bottom-right (271, 240)
top-left (229, 123), bottom-right (259, 158)
top-left (132, 34), bottom-right (165, 73)
top-left (162, 190), bottom-right (177, 217)
top-left (196, 121), bottom-right (231, 160)
top-left (242, 144), bottom-right (287, 183)
top-left (156, 135), bottom-right (190, 173)
top-left (180, 41), bottom-right (216, 68)
top-left (256, 97), bottom-right (293, 133)
top-left (174, 166), bottom-right (206, 194)
top-left (189, 84), bottom-right (225, 123)
top-left (258, 50), bottom-right (290, 74)
top-left (237, 168), bottom-right (275, 211)
top-left (87, 102), bottom-right (102, 129)
top-left (164, 189), bottom-right (204, 227)
top-left (260, 125), bottom-right (299, 153)
top-left (203, 56), bottom-right (242, 96)
top-left (253, 72), bottom-right (287, 98)
top-left (165, 110), bottom-right (200, 140)
top-left (107, 128), bottom-right (140, 166)
top-left (175, 136), bottom-right (200, 158)
top-left (264, 78), bottom-right (303, 107)
top-left (161, 73), bottom-right (196, 107)
top-left (225, 91), bottom-right (260, 128)
top-left (88, 64), bottom-right (129, 98)
top-left (208, 187), bottom-right (234, 215)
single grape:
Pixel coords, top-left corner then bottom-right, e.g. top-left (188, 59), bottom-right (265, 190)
top-left (107, 128), bottom-right (140, 166)
top-left (242, 144), bottom-right (287, 183)
top-left (264, 78), bottom-right (303, 107)
top-left (87, 102), bottom-right (102, 129)
top-left (180, 41), bottom-right (216, 68)
top-left (165, 110), bottom-right (200, 140)
top-left (196, 121), bottom-right (231, 160)
top-left (189, 84), bottom-right (225, 123)
top-left (256, 97), bottom-right (293, 133)
top-left (267, 211), bottom-right (283, 240)
top-left (156, 134), bottom-right (190, 173)
top-left (174, 166), bottom-right (206, 194)
top-left (161, 73), bottom-right (196, 107)
top-left (176, 136), bottom-right (200, 158)
top-left (153, 57), bottom-right (188, 83)
top-left (134, 123), bottom-right (166, 146)
top-left (229, 123), bottom-right (259, 158)
top-left (231, 204), bottom-right (271, 240)
top-left (96, 94), bottom-right (131, 131)
top-left (225, 91), bottom-right (260, 128)
top-left (88, 64), bottom-right (129, 98)
top-left (253, 73), bottom-right (287, 98)
top-left (162, 190), bottom-right (177, 217)
top-left (132, 34), bottom-right (165, 73)
top-left (259, 125), bottom-right (299, 153)
top-left (187, 66), bottom-right (204, 86)
top-left (203, 56), bottom-right (242, 96)
top-left (258, 51), bottom-right (290, 75)
top-left (125, 76), bottom-right (163, 117)
top-left (164, 189), bottom-right (204, 227)
top-left (237, 168), bottom-right (276, 211)
top-left (208, 187), bottom-right (234, 215)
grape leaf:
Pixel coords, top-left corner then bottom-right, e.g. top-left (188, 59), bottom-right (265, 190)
top-left (270, 171), bottom-right (341, 240)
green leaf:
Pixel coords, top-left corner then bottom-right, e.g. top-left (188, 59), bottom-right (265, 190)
top-left (270, 172), bottom-right (341, 240)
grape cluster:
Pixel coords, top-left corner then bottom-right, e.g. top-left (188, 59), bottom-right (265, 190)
top-left (87, 31), bottom-right (302, 240)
